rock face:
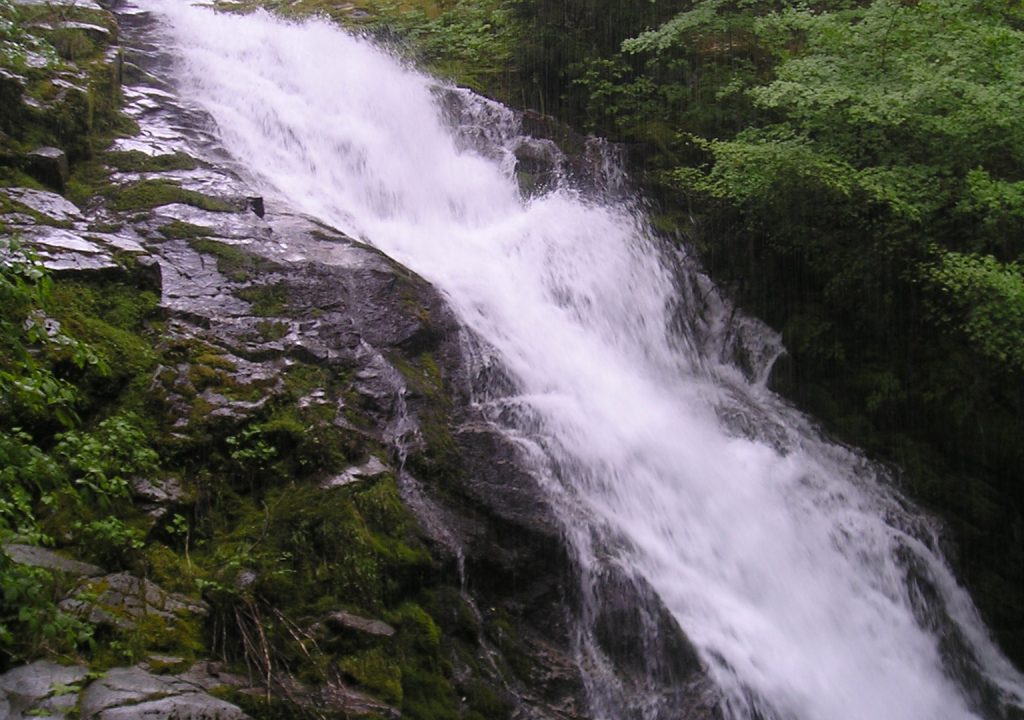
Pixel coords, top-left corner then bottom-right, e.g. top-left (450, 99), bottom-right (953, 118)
top-left (2, 543), bottom-right (104, 577)
top-left (79, 665), bottom-right (249, 720)
top-left (0, 661), bottom-right (88, 720)
top-left (61, 573), bottom-right (209, 631)
top-left (0, 3), bottom-right (719, 719)
top-left (0, 661), bottom-right (252, 720)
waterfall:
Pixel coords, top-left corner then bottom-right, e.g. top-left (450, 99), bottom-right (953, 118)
top-left (138, 2), bottom-right (1024, 718)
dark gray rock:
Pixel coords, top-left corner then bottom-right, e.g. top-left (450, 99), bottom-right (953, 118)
top-left (584, 566), bottom-right (724, 719)
top-left (246, 196), bottom-right (264, 218)
top-left (57, 20), bottom-right (113, 43)
top-left (322, 610), bottom-right (396, 638)
top-left (318, 678), bottom-right (400, 719)
top-left (25, 147), bottom-right (70, 192)
top-left (2, 543), bottom-right (104, 577)
top-left (129, 476), bottom-right (185, 505)
top-left (0, 68), bottom-right (25, 128)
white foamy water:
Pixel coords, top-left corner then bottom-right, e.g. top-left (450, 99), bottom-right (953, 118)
top-left (139, 3), bottom-right (1024, 718)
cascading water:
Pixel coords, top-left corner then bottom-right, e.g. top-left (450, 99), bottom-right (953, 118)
top-left (138, 3), bottom-right (1024, 718)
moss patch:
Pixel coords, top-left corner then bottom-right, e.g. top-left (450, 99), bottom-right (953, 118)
top-left (159, 219), bottom-right (213, 240)
top-left (188, 238), bottom-right (278, 283)
top-left (107, 179), bottom-right (234, 212)
top-left (237, 282), bottom-right (289, 316)
top-left (103, 150), bottom-right (200, 173)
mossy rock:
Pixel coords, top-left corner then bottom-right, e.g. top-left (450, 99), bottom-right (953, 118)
top-left (107, 179), bottom-right (235, 212)
top-left (159, 219), bottom-right (213, 240)
top-left (189, 237), bottom-right (279, 283)
top-left (104, 150), bottom-right (200, 173)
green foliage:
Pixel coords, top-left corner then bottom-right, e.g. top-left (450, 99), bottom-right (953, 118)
top-left (0, 556), bottom-right (93, 668)
top-left (72, 517), bottom-right (145, 569)
top-left (399, 0), bottom-right (518, 94)
top-left (56, 413), bottom-right (158, 502)
top-left (496, 0), bottom-right (1024, 665)
top-left (0, 248), bottom-right (162, 666)
top-left (0, 429), bottom-right (61, 541)
top-left (0, 242), bottom-right (98, 428)
top-left (923, 251), bottom-right (1024, 370)
top-left (226, 425), bottom-right (278, 477)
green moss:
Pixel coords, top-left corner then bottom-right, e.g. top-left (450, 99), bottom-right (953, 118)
top-left (461, 679), bottom-right (512, 720)
top-left (398, 665), bottom-right (459, 720)
top-left (188, 238), bottom-right (278, 283)
top-left (237, 282), bottom-right (289, 317)
top-left (482, 612), bottom-right (532, 683)
top-left (87, 221), bottom-right (123, 233)
top-left (195, 352), bottom-right (237, 372)
top-left (103, 150), bottom-right (199, 173)
top-left (107, 179), bottom-right (234, 212)
top-left (340, 647), bottom-right (403, 704)
top-left (0, 166), bottom-right (45, 189)
top-left (187, 363), bottom-right (225, 393)
top-left (145, 543), bottom-right (198, 596)
top-left (46, 278), bottom-right (160, 414)
top-left (281, 364), bottom-right (333, 400)
top-left (90, 610), bottom-right (204, 671)
top-left (159, 220), bottom-right (213, 240)
top-left (65, 157), bottom-right (110, 206)
top-left (387, 351), bottom-right (459, 486)
top-left (45, 28), bottom-right (98, 62)
top-left (255, 319), bottom-right (289, 341)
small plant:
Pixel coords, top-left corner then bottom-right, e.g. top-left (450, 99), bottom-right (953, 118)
top-left (226, 425), bottom-right (278, 484)
top-left (73, 516), bottom-right (144, 569)
top-left (55, 413), bottom-right (159, 504)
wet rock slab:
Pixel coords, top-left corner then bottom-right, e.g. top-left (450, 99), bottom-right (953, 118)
top-left (79, 665), bottom-right (250, 720)
top-left (0, 660), bottom-right (88, 720)
top-left (2, 543), bottom-right (104, 577)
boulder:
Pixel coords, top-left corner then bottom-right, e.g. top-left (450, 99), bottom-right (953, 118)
top-left (322, 610), bottom-right (395, 638)
top-left (80, 666), bottom-right (249, 720)
top-left (60, 572), bottom-right (208, 630)
top-left (321, 456), bottom-right (390, 489)
top-left (24, 147), bottom-right (70, 192)
top-left (129, 476), bottom-right (186, 505)
top-left (2, 543), bottom-right (104, 577)
top-left (0, 660), bottom-right (88, 720)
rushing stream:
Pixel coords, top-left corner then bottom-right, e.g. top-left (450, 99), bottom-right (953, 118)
top-left (138, 2), bottom-right (1024, 718)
